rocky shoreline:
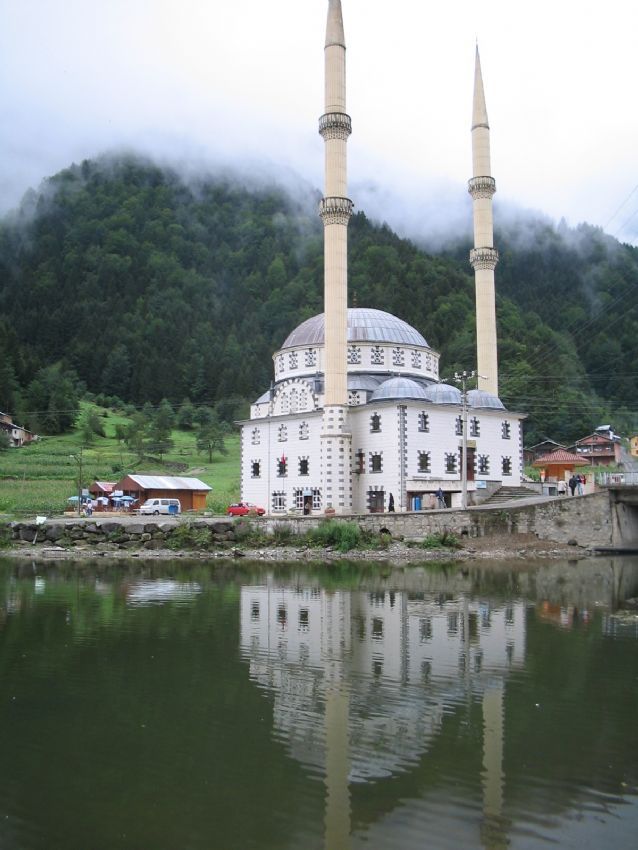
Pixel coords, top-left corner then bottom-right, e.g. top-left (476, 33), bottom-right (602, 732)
top-left (3, 516), bottom-right (589, 563)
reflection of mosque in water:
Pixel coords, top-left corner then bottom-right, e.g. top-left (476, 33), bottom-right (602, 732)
top-left (240, 585), bottom-right (524, 781)
top-left (240, 583), bottom-right (524, 847)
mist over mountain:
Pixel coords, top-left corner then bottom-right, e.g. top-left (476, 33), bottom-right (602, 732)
top-left (1, 154), bottom-right (637, 446)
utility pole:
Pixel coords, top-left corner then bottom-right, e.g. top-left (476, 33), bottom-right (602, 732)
top-left (70, 449), bottom-right (83, 516)
top-left (454, 371), bottom-right (476, 510)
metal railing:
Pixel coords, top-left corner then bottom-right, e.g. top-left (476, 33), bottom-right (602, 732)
top-left (597, 471), bottom-right (638, 487)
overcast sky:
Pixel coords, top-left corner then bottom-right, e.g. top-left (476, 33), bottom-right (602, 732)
top-left (1, 0), bottom-right (637, 245)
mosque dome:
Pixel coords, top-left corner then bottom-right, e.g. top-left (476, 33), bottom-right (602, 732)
top-left (467, 389), bottom-right (506, 410)
top-left (424, 383), bottom-right (462, 405)
top-left (281, 308), bottom-right (428, 349)
top-left (370, 377), bottom-right (430, 402)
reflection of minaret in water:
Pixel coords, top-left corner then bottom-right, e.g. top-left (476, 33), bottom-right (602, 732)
top-left (469, 47), bottom-right (499, 396)
top-left (320, 0), bottom-right (353, 513)
top-left (481, 682), bottom-right (509, 849)
top-left (324, 683), bottom-right (352, 850)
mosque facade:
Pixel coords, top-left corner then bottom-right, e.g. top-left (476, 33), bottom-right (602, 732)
top-left (239, 1), bottom-right (524, 515)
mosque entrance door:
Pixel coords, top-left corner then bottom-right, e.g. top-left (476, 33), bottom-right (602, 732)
top-left (368, 490), bottom-right (385, 513)
top-left (466, 447), bottom-right (475, 482)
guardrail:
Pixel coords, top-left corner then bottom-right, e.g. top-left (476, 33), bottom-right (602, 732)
top-left (597, 471), bottom-right (638, 486)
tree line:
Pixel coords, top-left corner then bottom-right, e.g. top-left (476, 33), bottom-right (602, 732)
top-left (1, 153), bottom-right (637, 447)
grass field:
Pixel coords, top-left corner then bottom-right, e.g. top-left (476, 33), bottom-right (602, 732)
top-left (0, 404), bottom-right (240, 517)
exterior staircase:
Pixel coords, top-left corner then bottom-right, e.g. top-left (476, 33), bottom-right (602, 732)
top-left (482, 486), bottom-right (540, 505)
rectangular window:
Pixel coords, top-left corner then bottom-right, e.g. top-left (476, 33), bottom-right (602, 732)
top-left (272, 491), bottom-right (286, 512)
top-left (312, 489), bottom-right (322, 510)
top-left (299, 458), bottom-right (309, 476)
top-left (354, 449), bottom-right (365, 474)
top-left (478, 455), bottom-right (490, 475)
top-left (502, 456), bottom-right (512, 476)
top-left (470, 417), bottom-right (480, 437)
top-left (277, 457), bottom-right (287, 477)
top-left (418, 451), bottom-right (431, 473)
top-left (455, 416), bottom-right (463, 436)
top-left (502, 421), bottom-right (511, 439)
top-left (294, 489), bottom-right (304, 510)
top-left (445, 452), bottom-right (458, 473)
top-left (370, 453), bottom-right (383, 473)
top-left (370, 414), bottom-right (381, 433)
top-left (251, 460), bottom-right (261, 478)
top-left (418, 412), bottom-right (429, 432)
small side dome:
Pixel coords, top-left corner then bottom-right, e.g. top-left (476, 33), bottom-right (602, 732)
top-left (424, 383), bottom-right (462, 405)
top-left (370, 377), bottom-right (430, 402)
top-left (468, 389), bottom-right (506, 410)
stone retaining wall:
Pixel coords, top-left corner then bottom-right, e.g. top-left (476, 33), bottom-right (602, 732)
top-left (0, 491), bottom-right (621, 552)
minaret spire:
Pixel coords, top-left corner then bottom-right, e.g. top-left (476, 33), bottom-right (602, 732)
top-left (319, 0), bottom-right (353, 514)
top-left (469, 45), bottom-right (499, 396)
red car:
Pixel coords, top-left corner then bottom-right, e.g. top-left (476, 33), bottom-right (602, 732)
top-left (227, 502), bottom-right (266, 517)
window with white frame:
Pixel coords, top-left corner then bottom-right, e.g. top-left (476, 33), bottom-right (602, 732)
top-left (272, 491), bottom-right (286, 512)
top-left (290, 389), bottom-right (299, 414)
top-left (251, 460), bottom-right (261, 478)
top-left (299, 421), bottom-right (309, 440)
top-left (305, 348), bottom-right (317, 367)
top-left (348, 390), bottom-right (361, 406)
top-left (502, 421), bottom-right (511, 439)
top-left (371, 345), bottom-right (384, 365)
top-left (294, 489), bottom-right (304, 510)
top-left (418, 451), bottom-right (431, 473)
top-left (418, 412), bottom-right (429, 432)
top-left (370, 413), bottom-right (381, 433)
top-left (312, 489), bottom-right (321, 510)
top-left (478, 455), bottom-right (489, 475)
top-left (298, 457), bottom-right (309, 476)
top-left (277, 456), bottom-right (288, 477)
top-left (392, 347), bottom-right (405, 367)
top-left (347, 345), bottom-right (361, 364)
top-left (502, 456), bottom-right (512, 476)
top-left (288, 352), bottom-right (298, 370)
top-left (278, 424), bottom-right (288, 442)
top-left (470, 417), bottom-right (480, 437)
top-left (411, 350), bottom-right (422, 369)
top-left (251, 428), bottom-right (261, 445)
top-left (445, 452), bottom-right (458, 473)
top-left (370, 453), bottom-right (383, 473)
top-left (455, 416), bottom-right (463, 436)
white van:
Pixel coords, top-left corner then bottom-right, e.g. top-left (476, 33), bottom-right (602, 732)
top-left (139, 498), bottom-right (181, 516)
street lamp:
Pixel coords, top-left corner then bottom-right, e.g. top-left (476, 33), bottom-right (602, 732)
top-left (69, 449), bottom-right (83, 516)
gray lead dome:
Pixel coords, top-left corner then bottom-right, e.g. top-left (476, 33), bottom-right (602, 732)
top-left (282, 308), bottom-right (429, 349)
top-left (370, 377), bottom-right (430, 402)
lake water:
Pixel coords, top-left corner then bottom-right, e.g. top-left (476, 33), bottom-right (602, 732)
top-left (0, 555), bottom-right (637, 850)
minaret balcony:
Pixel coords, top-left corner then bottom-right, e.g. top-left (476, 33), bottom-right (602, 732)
top-left (319, 112), bottom-right (352, 140)
top-left (470, 247), bottom-right (499, 270)
top-left (468, 176), bottom-right (496, 200)
top-left (319, 196), bottom-right (354, 225)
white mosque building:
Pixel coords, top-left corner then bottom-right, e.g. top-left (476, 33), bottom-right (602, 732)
top-left (239, 1), bottom-right (524, 515)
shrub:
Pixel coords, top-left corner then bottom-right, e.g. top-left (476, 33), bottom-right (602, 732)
top-left (307, 519), bottom-right (362, 553)
top-left (166, 523), bottom-right (212, 550)
top-left (420, 531), bottom-right (460, 550)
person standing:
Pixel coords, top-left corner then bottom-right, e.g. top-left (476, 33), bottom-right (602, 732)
top-left (388, 493), bottom-right (395, 512)
top-left (436, 487), bottom-right (446, 508)
top-left (568, 475), bottom-right (577, 496)
top-left (576, 474), bottom-right (584, 495)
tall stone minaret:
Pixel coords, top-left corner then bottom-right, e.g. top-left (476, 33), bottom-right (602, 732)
top-left (319, 0), bottom-right (353, 513)
top-left (469, 47), bottom-right (499, 396)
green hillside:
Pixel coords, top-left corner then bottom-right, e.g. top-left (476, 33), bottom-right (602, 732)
top-left (1, 154), bottom-right (637, 446)
top-left (0, 402), bottom-right (240, 517)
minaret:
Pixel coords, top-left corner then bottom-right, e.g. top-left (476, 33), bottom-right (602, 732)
top-left (469, 47), bottom-right (499, 396)
top-left (319, 0), bottom-right (353, 513)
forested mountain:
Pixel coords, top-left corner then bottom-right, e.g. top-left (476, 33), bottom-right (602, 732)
top-left (1, 155), bottom-right (637, 445)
